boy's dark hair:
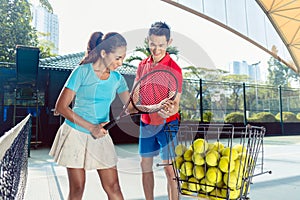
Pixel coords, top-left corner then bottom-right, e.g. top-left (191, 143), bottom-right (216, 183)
top-left (148, 21), bottom-right (171, 41)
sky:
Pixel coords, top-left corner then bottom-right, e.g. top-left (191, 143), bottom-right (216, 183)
top-left (32, 0), bottom-right (272, 73)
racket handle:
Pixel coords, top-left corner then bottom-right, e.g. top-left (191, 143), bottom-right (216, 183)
top-left (103, 119), bottom-right (118, 130)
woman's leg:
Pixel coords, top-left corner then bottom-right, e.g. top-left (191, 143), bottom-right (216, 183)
top-left (97, 167), bottom-right (124, 200)
top-left (66, 168), bottom-right (86, 200)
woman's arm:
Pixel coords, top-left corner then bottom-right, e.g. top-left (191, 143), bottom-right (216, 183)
top-left (55, 87), bottom-right (106, 138)
top-left (118, 90), bottom-right (136, 113)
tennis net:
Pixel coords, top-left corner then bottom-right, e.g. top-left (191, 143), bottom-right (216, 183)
top-left (0, 114), bottom-right (31, 200)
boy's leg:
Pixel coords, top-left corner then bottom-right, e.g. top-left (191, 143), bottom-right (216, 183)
top-left (163, 161), bottom-right (179, 200)
top-left (160, 120), bottom-right (179, 200)
top-left (139, 122), bottom-right (161, 200)
top-left (141, 157), bottom-right (155, 200)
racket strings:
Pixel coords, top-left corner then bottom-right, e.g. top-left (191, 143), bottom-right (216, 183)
top-left (132, 71), bottom-right (177, 113)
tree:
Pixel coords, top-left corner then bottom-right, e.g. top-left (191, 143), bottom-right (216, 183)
top-left (0, 0), bottom-right (38, 62)
top-left (180, 66), bottom-right (226, 120)
top-left (221, 74), bottom-right (249, 112)
top-left (0, 0), bottom-right (54, 62)
top-left (37, 32), bottom-right (58, 58)
top-left (182, 65), bottom-right (227, 80)
top-left (267, 52), bottom-right (299, 88)
top-left (38, 0), bottom-right (53, 13)
top-left (124, 38), bottom-right (179, 68)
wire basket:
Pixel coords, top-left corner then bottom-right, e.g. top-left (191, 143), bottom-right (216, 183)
top-left (167, 123), bottom-right (271, 200)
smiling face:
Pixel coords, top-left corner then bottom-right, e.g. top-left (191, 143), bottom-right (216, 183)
top-left (147, 34), bottom-right (171, 63)
top-left (102, 46), bottom-right (127, 71)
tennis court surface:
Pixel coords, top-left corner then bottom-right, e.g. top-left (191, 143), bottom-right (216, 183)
top-left (24, 135), bottom-right (300, 200)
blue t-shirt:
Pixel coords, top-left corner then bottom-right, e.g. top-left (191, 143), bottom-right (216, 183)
top-left (64, 63), bottom-right (128, 133)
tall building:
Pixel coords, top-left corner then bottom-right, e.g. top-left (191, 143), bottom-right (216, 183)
top-left (31, 5), bottom-right (59, 54)
top-left (229, 61), bottom-right (262, 83)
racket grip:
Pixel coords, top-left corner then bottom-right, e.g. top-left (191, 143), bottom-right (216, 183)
top-left (103, 119), bottom-right (117, 130)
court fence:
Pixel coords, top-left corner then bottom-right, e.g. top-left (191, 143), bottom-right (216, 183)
top-left (2, 63), bottom-right (300, 145)
top-left (180, 79), bottom-right (300, 125)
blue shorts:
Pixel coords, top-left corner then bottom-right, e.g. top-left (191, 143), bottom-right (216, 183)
top-left (139, 119), bottom-right (179, 160)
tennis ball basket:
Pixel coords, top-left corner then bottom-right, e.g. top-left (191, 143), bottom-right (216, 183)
top-left (166, 123), bottom-right (271, 200)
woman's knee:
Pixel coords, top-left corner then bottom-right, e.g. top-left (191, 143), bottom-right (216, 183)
top-left (71, 183), bottom-right (85, 192)
top-left (67, 168), bottom-right (86, 196)
top-left (103, 180), bottom-right (122, 193)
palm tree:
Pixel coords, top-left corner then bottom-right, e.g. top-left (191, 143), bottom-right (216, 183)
top-left (36, 0), bottom-right (53, 13)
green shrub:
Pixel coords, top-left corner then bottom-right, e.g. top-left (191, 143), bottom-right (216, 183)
top-left (248, 112), bottom-right (277, 122)
top-left (203, 111), bottom-right (213, 122)
top-left (275, 112), bottom-right (299, 122)
top-left (224, 112), bottom-right (244, 123)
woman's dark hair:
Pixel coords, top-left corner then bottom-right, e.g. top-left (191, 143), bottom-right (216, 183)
top-left (80, 32), bottom-right (127, 65)
top-left (148, 21), bottom-right (171, 41)
top-left (86, 32), bottom-right (103, 54)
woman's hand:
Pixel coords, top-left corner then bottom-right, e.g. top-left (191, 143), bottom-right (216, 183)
top-left (90, 123), bottom-right (108, 139)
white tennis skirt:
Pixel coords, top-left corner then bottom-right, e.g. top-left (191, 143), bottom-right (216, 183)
top-left (49, 123), bottom-right (118, 170)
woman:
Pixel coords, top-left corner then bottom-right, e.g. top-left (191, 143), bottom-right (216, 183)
top-left (49, 31), bottom-right (129, 200)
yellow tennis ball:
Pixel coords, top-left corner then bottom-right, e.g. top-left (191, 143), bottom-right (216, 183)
top-left (235, 158), bottom-right (244, 170)
top-left (237, 174), bottom-right (243, 189)
top-left (230, 170), bottom-right (243, 189)
top-left (200, 178), bottom-right (215, 193)
top-left (221, 187), bottom-right (241, 199)
top-left (222, 147), bottom-right (239, 161)
top-left (205, 150), bottom-right (220, 166)
top-left (181, 182), bottom-right (193, 195)
top-left (238, 154), bottom-right (251, 172)
top-left (212, 141), bottom-right (225, 152)
top-left (192, 152), bottom-right (205, 166)
top-left (180, 172), bottom-right (187, 180)
top-left (207, 143), bottom-right (215, 151)
top-left (181, 190), bottom-right (193, 195)
top-left (219, 156), bottom-right (235, 173)
top-left (175, 144), bottom-right (187, 156)
top-left (193, 165), bottom-right (205, 180)
top-left (216, 179), bottom-right (225, 188)
top-left (188, 177), bottom-right (201, 192)
top-left (197, 193), bottom-right (211, 199)
top-left (234, 159), bottom-right (245, 177)
top-left (174, 156), bottom-right (184, 169)
top-left (193, 138), bottom-right (209, 154)
top-left (180, 161), bottom-right (194, 176)
top-left (183, 149), bottom-right (194, 161)
top-left (232, 169), bottom-right (243, 180)
top-left (210, 188), bottom-right (225, 200)
top-left (233, 144), bottom-right (247, 154)
top-left (206, 166), bottom-right (223, 184)
top-left (223, 173), bottom-right (238, 189)
top-left (242, 182), bottom-right (250, 196)
top-left (181, 181), bottom-right (188, 190)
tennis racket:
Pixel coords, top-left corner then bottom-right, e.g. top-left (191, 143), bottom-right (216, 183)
top-left (103, 69), bottom-right (179, 130)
